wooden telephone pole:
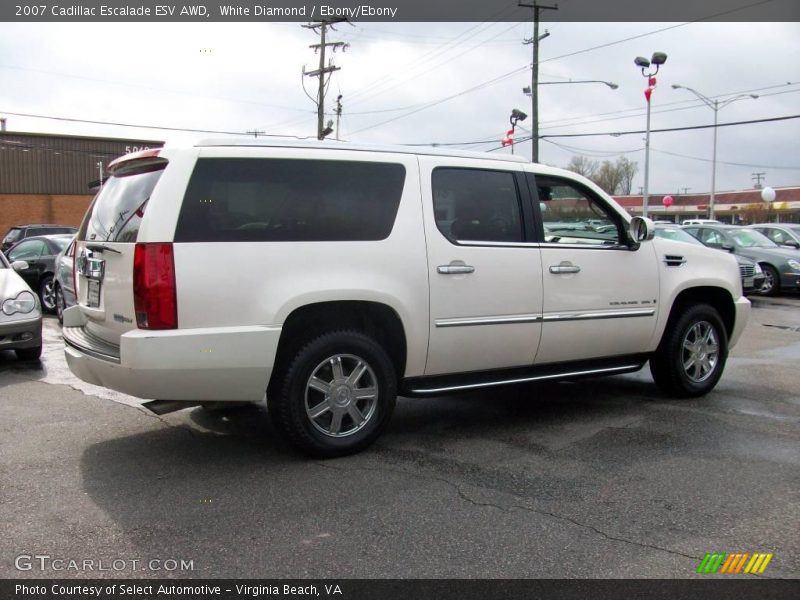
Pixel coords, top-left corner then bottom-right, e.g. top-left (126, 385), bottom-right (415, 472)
top-left (519, 2), bottom-right (558, 163)
top-left (302, 19), bottom-right (349, 140)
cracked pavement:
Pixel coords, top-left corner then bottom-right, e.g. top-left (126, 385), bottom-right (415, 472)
top-left (1, 295), bottom-right (799, 578)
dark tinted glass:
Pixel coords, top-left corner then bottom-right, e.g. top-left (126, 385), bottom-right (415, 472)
top-left (175, 159), bottom-right (406, 243)
top-left (81, 166), bottom-right (165, 243)
top-left (3, 228), bottom-right (22, 244)
top-left (432, 168), bottom-right (523, 243)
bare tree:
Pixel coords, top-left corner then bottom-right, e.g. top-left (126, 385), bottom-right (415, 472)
top-left (565, 155), bottom-right (599, 179)
top-left (565, 155), bottom-right (639, 195)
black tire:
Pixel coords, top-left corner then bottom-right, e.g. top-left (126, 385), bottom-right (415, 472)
top-left (40, 275), bottom-right (56, 313)
top-left (16, 344), bottom-right (42, 361)
top-left (55, 284), bottom-right (65, 324)
top-left (649, 303), bottom-right (728, 398)
top-left (758, 264), bottom-right (780, 296)
top-left (268, 330), bottom-right (397, 458)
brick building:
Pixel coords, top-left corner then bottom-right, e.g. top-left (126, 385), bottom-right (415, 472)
top-left (0, 131), bottom-right (163, 238)
top-left (613, 187), bottom-right (800, 224)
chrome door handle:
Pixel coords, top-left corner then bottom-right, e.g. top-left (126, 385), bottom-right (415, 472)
top-left (549, 263), bottom-right (581, 274)
top-left (437, 264), bottom-right (475, 274)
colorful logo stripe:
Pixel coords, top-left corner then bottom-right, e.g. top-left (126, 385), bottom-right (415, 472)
top-left (697, 552), bottom-right (773, 574)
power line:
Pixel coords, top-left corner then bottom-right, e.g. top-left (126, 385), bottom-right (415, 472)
top-left (0, 110), bottom-right (306, 138)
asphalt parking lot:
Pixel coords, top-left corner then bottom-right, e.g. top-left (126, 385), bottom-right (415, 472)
top-left (1, 295), bottom-right (798, 579)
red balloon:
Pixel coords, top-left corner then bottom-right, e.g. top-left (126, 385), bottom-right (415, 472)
top-left (644, 88), bottom-right (653, 102)
top-left (662, 195), bottom-right (674, 207)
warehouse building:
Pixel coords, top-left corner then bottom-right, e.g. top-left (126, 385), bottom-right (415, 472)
top-left (0, 129), bottom-right (163, 238)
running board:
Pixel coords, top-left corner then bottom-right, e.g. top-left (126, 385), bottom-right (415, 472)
top-left (401, 355), bottom-right (648, 397)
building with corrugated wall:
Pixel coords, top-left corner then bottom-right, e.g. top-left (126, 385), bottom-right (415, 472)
top-left (0, 131), bottom-right (163, 238)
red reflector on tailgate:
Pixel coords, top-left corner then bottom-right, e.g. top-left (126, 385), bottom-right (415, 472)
top-left (133, 243), bottom-right (177, 330)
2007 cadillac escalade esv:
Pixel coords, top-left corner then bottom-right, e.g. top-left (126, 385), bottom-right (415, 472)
top-left (63, 140), bottom-right (749, 456)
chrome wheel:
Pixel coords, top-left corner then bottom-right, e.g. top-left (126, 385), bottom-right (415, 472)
top-left (681, 321), bottom-right (719, 383)
top-left (760, 268), bottom-right (776, 295)
top-left (41, 277), bottom-right (56, 312)
top-left (55, 286), bottom-right (64, 322)
top-left (304, 354), bottom-right (379, 438)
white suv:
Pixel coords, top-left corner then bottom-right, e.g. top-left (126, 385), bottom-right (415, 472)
top-left (63, 140), bottom-right (750, 456)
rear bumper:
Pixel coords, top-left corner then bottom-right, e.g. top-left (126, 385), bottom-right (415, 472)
top-left (64, 323), bottom-right (282, 401)
top-left (728, 296), bottom-right (750, 350)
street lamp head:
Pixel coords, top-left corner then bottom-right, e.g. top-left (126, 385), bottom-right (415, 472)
top-left (607, 82), bottom-right (619, 90)
top-left (671, 84), bottom-right (682, 90)
top-left (651, 52), bottom-right (668, 66)
top-left (634, 56), bottom-right (650, 68)
top-left (522, 86), bottom-right (532, 95)
top-left (750, 94), bottom-right (759, 99)
top-left (511, 108), bottom-right (528, 121)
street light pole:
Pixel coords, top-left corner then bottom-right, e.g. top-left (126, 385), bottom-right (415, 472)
top-left (672, 85), bottom-right (758, 220)
top-left (634, 52), bottom-right (667, 219)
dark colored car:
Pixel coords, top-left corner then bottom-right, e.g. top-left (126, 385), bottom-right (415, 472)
top-left (654, 225), bottom-right (765, 293)
top-left (747, 223), bottom-right (800, 250)
top-left (683, 224), bottom-right (800, 296)
top-left (5, 235), bottom-right (73, 313)
top-left (2, 224), bottom-right (78, 254)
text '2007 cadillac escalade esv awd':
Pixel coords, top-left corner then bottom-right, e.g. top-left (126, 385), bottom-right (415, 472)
top-left (63, 140), bottom-right (750, 456)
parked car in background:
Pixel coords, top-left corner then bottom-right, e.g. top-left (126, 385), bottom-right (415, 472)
top-left (5, 235), bottom-right (73, 313)
top-left (683, 224), bottom-right (800, 296)
top-left (2, 224), bottom-right (77, 254)
top-left (747, 223), bottom-right (800, 250)
top-left (54, 237), bottom-right (77, 324)
top-left (681, 219), bottom-right (721, 226)
top-left (0, 251), bottom-right (42, 360)
top-left (654, 225), bottom-right (764, 293)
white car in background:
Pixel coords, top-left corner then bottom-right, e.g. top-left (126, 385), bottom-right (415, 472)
top-left (0, 251), bottom-right (42, 361)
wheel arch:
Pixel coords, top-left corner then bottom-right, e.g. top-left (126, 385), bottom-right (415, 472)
top-left (663, 286), bottom-right (736, 343)
top-left (268, 300), bottom-right (408, 395)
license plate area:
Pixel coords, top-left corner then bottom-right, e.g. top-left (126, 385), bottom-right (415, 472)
top-left (87, 279), bottom-right (101, 308)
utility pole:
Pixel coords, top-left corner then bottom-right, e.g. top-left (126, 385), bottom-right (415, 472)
top-left (335, 94), bottom-right (343, 141)
top-left (519, 1), bottom-right (557, 163)
top-left (302, 19), bottom-right (348, 140)
top-left (246, 129), bottom-right (266, 138)
top-left (752, 172), bottom-right (766, 189)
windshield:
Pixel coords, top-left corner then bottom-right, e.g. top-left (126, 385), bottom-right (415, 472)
top-left (655, 227), bottom-right (702, 245)
top-left (729, 229), bottom-right (778, 248)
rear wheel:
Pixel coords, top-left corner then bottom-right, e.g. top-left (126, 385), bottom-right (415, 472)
top-left (759, 264), bottom-right (780, 296)
top-left (268, 330), bottom-right (397, 457)
top-left (40, 275), bottom-right (56, 313)
top-left (650, 304), bottom-right (728, 398)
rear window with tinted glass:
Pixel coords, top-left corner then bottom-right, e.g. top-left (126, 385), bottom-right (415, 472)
top-left (174, 158), bottom-right (406, 242)
top-left (80, 165), bottom-right (165, 243)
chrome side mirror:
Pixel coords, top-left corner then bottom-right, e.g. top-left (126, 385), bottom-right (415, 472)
top-left (629, 216), bottom-right (655, 244)
top-left (11, 260), bottom-right (29, 272)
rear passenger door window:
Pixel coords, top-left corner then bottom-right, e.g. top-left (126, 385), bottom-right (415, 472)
top-left (432, 168), bottom-right (525, 244)
top-left (175, 159), bottom-right (406, 242)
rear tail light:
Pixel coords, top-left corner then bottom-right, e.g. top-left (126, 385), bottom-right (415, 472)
top-left (133, 243), bottom-right (177, 329)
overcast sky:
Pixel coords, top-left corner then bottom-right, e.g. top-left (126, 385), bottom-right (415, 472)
top-left (1, 20), bottom-right (798, 195)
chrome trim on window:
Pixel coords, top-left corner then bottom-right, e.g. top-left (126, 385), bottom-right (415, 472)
top-left (435, 314), bottom-right (542, 328)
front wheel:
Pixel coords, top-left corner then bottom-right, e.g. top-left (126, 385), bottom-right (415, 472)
top-left (650, 304), bottom-right (728, 398)
top-left (758, 264), bottom-right (780, 296)
top-left (55, 284), bottom-right (65, 324)
top-left (40, 275), bottom-right (56, 313)
top-left (269, 330), bottom-right (397, 457)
